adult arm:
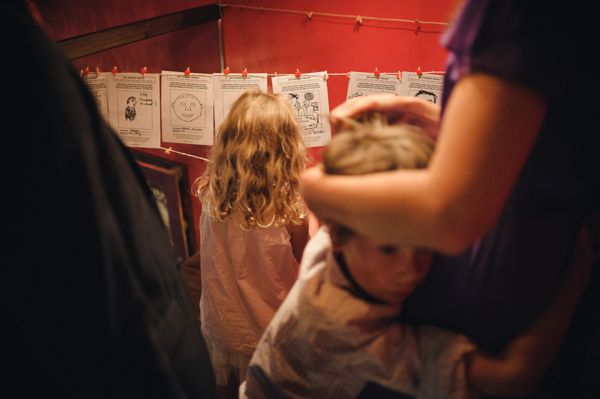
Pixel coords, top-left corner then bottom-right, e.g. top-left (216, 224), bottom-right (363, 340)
top-left (466, 221), bottom-right (596, 396)
top-left (302, 74), bottom-right (547, 254)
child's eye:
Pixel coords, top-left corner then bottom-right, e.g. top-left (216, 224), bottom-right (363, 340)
top-left (378, 245), bottom-right (397, 255)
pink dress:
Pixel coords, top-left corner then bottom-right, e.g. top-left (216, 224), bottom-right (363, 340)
top-left (199, 211), bottom-right (298, 384)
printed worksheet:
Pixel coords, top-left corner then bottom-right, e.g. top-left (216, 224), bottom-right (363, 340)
top-left (271, 71), bottom-right (331, 148)
top-left (82, 72), bottom-right (110, 123)
top-left (398, 72), bottom-right (444, 105)
top-left (213, 73), bottom-right (268, 133)
top-left (107, 73), bottom-right (161, 148)
top-left (161, 71), bottom-right (214, 145)
top-left (346, 71), bottom-right (402, 100)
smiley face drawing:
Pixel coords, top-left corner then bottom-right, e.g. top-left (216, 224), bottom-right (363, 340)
top-left (171, 93), bottom-right (203, 122)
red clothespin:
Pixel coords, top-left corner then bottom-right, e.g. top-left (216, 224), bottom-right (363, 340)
top-left (96, 67), bottom-right (102, 75)
top-left (374, 68), bottom-right (380, 78)
top-left (184, 67), bottom-right (191, 76)
top-left (165, 147), bottom-right (172, 155)
top-left (307, 11), bottom-right (313, 20)
top-left (295, 69), bottom-right (301, 79)
top-left (242, 68), bottom-right (248, 78)
top-left (112, 66), bottom-right (118, 75)
top-left (224, 66), bottom-right (230, 76)
top-left (323, 73), bottom-right (328, 82)
top-left (416, 67), bottom-right (422, 77)
top-left (83, 66), bottom-right (90, 76)
top-left (396, 71), bottom-right (401, 80)
top-left (141, 66), bottom-right (147, 75)
top-left (356, 15), bottom-right (363, 25)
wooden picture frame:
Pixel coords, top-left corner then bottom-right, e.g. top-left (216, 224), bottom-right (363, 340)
top-left (133, 152), bottom-right (195, 263)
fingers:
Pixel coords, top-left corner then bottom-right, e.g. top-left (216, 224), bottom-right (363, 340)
top-left (329, 94), bottom-right (406, 125)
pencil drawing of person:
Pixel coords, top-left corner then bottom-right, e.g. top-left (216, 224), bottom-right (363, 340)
top-left (125, 96), bottom-right (137, 121)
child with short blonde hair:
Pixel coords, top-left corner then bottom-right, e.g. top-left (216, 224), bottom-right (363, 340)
top-left (240, 116), bottom-right (594, 398)
top-left (193, 88), bottom-right (309, 396)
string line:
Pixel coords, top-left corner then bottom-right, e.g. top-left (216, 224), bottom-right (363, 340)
top-left (160, 147), bottom-right (209, 162)
top-left (218, 3), bottom-right (449, 26)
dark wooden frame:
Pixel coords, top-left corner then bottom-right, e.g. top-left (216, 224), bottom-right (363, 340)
top-left (56, 3), bottom-right (221, 60)
top-left (133, 152), bottom-right (195, 263)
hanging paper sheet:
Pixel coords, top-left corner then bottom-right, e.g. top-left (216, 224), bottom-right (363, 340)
top-left (82, 72), bottom-right (110, 124)
top-left (398, 72), bottom-right (444, 105)
top-left (161, 71), bottom-right (214, 146)
top-left (213, 73), bottom-right (268, 135)
top-left (271, 71), bottom-right (331, 148)
top-left (107, 73), bottom-right (161, 148)
top-left (346, 71), bottom-right (402, 100)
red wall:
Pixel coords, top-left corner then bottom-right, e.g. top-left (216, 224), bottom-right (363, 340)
top-left (33, 0), bottom-right (457, 254)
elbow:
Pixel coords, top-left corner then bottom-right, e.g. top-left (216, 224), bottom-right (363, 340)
top-left (472, 360), bottom-right (543, 397)
top-left (429, 202), bottom-right (489, 255)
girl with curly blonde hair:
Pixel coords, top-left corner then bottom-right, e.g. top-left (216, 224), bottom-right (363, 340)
top-left (193, 88), bottom-right (309, 397)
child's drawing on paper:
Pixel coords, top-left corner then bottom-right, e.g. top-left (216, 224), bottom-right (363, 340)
top-left (125, 96), bottom-right (137, 121)
top-left (171, 93), bottom-right (203, 122)
top-left (348, 92), bottom-right (365, 99)
top-left (414, 89), bottom-right (438, 104)
top-left (117, 90), bottom-right (155, 130)
top-left (288, 92), bottom-right (322, 130)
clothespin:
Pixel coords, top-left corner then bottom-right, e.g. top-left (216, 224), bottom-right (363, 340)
top-left (356, 15), bottom-right (363, 25)
top-left (165, 147), bottom-right (172, 155)
top-left (112, 66), bottom-right (118, 75)
top-left (416, 67), bottom-right (422, 77)
top-left (242, 68), bottom-right (248, 78)
top-left (307, 11), bottom-right (313, 20)
top-left (96, 67), bottom-right (102, 76)
top-left (83, 66), bottom-right (90, 76)
top-left (224, 66), bottom-right (230, 77)
top-left (323, 72), bottom-right (328, 82)
top-left (141, 66), bottom-right (147, 75)
top-left (184, 67), bottom-right (191, 77)
top-left (295, 69), bottom-right (301, 79)
top-left (374, 68), bottom-right (380, 78)
top-left (397, 71), bottom-right (401, 80)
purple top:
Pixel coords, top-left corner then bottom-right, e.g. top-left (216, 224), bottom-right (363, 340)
top-left (402, 0), bottom-right (600, 355)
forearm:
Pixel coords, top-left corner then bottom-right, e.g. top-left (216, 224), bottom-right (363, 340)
top-left (301, 168), bottom-right (464, 252)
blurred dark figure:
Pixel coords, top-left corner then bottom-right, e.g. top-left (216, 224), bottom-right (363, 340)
top-left (2, 1), bottom-right (217, 397)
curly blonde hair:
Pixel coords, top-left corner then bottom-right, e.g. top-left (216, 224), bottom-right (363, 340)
top-left (193, 89), bottom-right (307, 230)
